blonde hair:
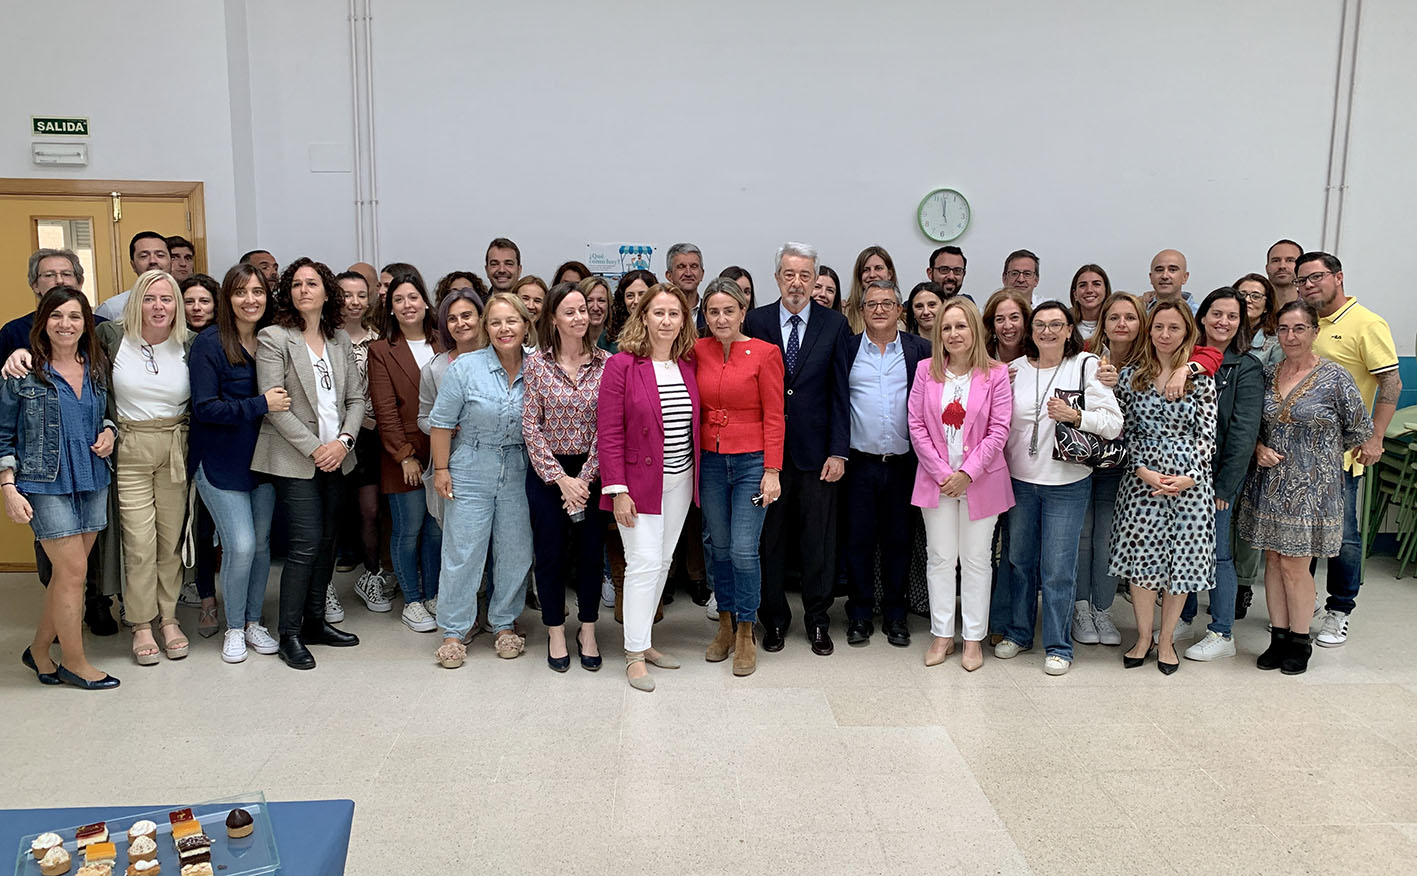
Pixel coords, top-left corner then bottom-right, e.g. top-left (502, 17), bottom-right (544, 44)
top-left (616, 283), bottom-right (697, 360)
top-left (475, 292), bottom-right (532, 349)
top-left (1131, 300), bottom-right (1197, 392)
top-left (929, 297), bottom-right (994, 382)
top-left (1092, 292), bottom-right (1148, 371)
top-left (123, 270), bottom-right (188, 345)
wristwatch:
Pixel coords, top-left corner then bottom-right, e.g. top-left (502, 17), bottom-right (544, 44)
top-left (338, 433), bottom-right (356, 452)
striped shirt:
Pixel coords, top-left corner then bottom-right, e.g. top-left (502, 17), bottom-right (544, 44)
top-left (654, 359), bottom-right (694, 474)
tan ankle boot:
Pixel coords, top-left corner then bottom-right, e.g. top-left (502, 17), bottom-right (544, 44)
top-left (732, 621), bottom-right (756, 676)
top-left (706, 611), bottom-right (734, 662)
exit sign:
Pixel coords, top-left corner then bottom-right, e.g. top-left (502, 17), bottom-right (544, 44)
top-left (32, 117), bottom-right (89, 136)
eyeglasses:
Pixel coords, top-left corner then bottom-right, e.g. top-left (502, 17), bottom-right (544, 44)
top-left (313, 357), bottom-right (333, 390)
top-left (1006, 270), bottom-right (1037, 281)
top-left (1032, 320), bottom-right (1067, 333)
top-left (932, 266), bottom-right (966, 276)
top-left (139, 342), bottom-right (159, 374)
top-left (863, 300), bottom-right (898, 311)
top-left (778, 270), bottom-right (814, 283)
top-left (1241, 291), bottom-right (1267, 303)
top-left (1295, 270), bottom-right (1332, 286)
top-left (1276, 324), bottom-right (1313, 335)
top-left (37, 270), bottom-right (78, 283)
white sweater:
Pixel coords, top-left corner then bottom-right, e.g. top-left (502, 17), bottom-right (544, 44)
top-left (1005, 353), bottom-right (1122, 485)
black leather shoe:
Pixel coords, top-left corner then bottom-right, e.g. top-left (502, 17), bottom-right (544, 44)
top-left (762, 624), bottom-right (786, 653)
top-left (22, 647), bottom-right (61, 685)
top-left (847, 619), bottom-right (873, 646)
top-left (884, 619), bottom-right (911, 647)
top-left (85, 598), bottom-right (118, 636)
top-left (810, 627), bottom-right (834, 656)
top-left (576, 633), bottom-right (602, 671)
top-left (55, 664), bottom-right (120, 690)
top-left (278, 636), bottom-right (316, 670)
top-left (300, 622), bottom-right (360, 647)
top-left (548, 641), bottom-right (570, 673)
top-left (688, 579), bottom-right (711, 606)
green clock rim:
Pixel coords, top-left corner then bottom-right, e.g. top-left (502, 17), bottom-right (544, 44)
top-left (916, 188), bottom-right (970, 242)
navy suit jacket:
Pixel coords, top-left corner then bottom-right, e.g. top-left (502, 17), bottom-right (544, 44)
top-left (744, 300), bottom-right (851, 471)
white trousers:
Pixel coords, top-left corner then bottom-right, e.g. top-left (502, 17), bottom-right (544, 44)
top-left (921, 497), bottom-right (998, 641)
top-left (619, 470), bottom-right (694, 653)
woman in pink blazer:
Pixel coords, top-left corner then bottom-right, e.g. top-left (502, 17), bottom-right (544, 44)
top-left (907, 297), bottom-right (1014, 671)
top-left (597, 284), bottom-right (701, 692)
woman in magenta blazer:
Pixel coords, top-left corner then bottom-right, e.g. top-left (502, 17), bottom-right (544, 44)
top-left (692, 277), bottom-right (784, 678)
top-left (597, 284), bottom-right (701, 693)
top-left (908, 297), bottom-right (1014, 671)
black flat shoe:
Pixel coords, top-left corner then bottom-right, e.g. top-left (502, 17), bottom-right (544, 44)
top-left (847, 619), bottom-right (873, 646)
top-left (55, 664), bottom-right (120, 690)
top-left (300, 621), bottom-right (360, 647)
top-left (547, 640), bottom-right (570, 673)
top-left (762, 625), bottom-right (786, 653)
top-left (688, 579), bottom-right (711, 606)
top-left (1157, 650), bottom-right (1179, 675)
top-left (576, 632), bottom-right (602, 671)
top-left (278, 635), bottom-right (316, 670)
top-left (1123, 642), bottom-right (1155, 669)
top-left (810, 627), bottom-right (834, 657)
top-left (1235, 586), bottom-right (1253, 620)
top-left (22, 648), bottom-right (61, 685)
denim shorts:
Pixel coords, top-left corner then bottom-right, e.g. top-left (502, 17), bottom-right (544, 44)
top-left (27, 487), bottom-right (108, 540)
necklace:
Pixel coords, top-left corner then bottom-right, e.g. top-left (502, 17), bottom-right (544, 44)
top-left (1029, 360), bottom-right (1064, 458)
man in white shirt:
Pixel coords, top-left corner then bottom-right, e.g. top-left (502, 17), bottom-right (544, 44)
top-left (94, 231), bottom-right (170, 320)
top-left (1003, 249), bottom-right (1044, 309)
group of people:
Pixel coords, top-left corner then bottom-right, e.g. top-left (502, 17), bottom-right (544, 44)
top-left (1, 231), bottom-right (1396, 692)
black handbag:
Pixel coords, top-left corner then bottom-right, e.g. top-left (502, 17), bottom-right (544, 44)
top-left (1052, 355), bottom-right (1126, 469)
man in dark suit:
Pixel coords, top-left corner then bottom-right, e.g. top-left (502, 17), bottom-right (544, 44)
top-left (842, 280), bottom-right (931, 647)
top-left (745, 242), bottom-right (851, 655)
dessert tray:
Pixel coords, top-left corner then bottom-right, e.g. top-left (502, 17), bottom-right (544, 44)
top-left (14, 792), bottom-right (280, 876)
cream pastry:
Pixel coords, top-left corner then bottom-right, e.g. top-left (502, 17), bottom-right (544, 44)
top-left (126, 820), bottom-right (157, 843)
top-left (74, 822), bottom-right (108, 849)
top-left (32, 831), bottom-right (63, 859)
top-left (125, 859), bottom-right (160, 876)
top-left (179, 864), bottom-right (212, 876)
top-left (75, 864), bottom-right (113, 876)
top-left (128, 836), bottom-right (158, 863)
top-left (39, 845), bottom-right (71, 876)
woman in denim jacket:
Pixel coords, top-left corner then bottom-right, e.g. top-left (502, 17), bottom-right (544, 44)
top-left (0, 286), bottom-right (119, 690)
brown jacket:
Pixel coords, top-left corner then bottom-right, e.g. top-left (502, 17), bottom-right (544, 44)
top-left (367, 335), bottom-right (443, 493)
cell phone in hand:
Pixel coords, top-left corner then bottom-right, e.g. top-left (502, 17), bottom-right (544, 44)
top-left (750, 493), bottom-right (765, 507)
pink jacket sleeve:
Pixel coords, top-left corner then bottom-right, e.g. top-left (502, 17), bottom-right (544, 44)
top-left (959, 364), bottom-right (1012, 482)
top-left (908, 361), bottom-right (951, 486)
top-left (597, 354), bottom-right (629, 492)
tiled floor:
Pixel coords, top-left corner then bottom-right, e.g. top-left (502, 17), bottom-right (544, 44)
top-left (4, 559), bottom-right (1417, 874)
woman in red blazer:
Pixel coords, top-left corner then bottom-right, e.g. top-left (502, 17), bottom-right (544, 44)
top-left (597, 284), bottom-right (701, 692)
top-left (692, 278), bottom-right (784, 678)
top-left (366, 272), bottom-right (445, 633)
top-left (907, 298), bottom-right (1014, 672)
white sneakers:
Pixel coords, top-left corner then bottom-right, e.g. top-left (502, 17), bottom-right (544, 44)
top-left (324, 583), bottom-right (345, 622)
top-left (994, 639), bottom-right (1026, 659)
top-left (179, 581), bottom-right (202, 607)
top-left (1316, 610), bottom-right (1350, 647)
top-left (401, 601), bottom-right (437, 632)
top-left (1092, 608), bottom-right (1123, 646)
top-left (423, 596), bottom-right (437, 618)
top-left (706, 592), bottom-right (718, 619)
top-left (244, 624), bottom-right (279, 654)
top-left (1043, 655), bottom-right (1071, 676)
top-left (1072, 601), bottom-right (1099, 644)
top-left (222, 629), bottom-right (247, 663)
top-left (1153, 619), bottom-right (1192, 644)
top-left (355, 570), bottom-right (393, 612)
top-left (1184, 630), bottom-right (1236, 661)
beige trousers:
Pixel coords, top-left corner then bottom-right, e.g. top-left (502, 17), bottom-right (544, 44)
top-left (116, 418), bottom-right (188, 628)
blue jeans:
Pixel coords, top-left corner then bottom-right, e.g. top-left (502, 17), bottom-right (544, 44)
top-left (195, 464), bottom-right (275, 630)
top-left (698, 450), bottom-right (767, 623)
top-left (989, 512), bottom-right (1012, 636)
top-left (1003, 477), bottom-right (1091, 660)
top-left (387, 487), bottom-right (441, 604)
top-left (1182, 504), bottom-right (1238, 636)
top-left (1323, 469), bottom-right (1363, 615)
top-left (438, 445), bottom-right (533, 639)
top-left (1075, 468), bottom-right (1119, 610)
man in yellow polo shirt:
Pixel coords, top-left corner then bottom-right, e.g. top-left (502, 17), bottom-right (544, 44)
top-left (1300, 251), bottom-right (1401, 648)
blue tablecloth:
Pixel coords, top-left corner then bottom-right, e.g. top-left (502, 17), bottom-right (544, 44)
top-left (1, 799), bottom-right (353, 876)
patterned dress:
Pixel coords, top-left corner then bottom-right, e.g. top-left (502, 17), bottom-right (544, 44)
top-left (1237, 358), bottom-right (1372, 557)
top-left (1108, 366), bottom-right (1218, 594)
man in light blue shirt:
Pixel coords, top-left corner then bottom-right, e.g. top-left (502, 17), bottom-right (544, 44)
top-left (842, 280), bottom-right (931, 648)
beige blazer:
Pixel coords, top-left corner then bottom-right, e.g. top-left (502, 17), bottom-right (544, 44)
top-left (250, 324), bottom-right (365, 478)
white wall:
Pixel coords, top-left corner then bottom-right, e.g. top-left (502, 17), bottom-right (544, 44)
top-left (0, 1), bottom-right (241, 267)
top-left (3, 0), bottom-right (1413, 354)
